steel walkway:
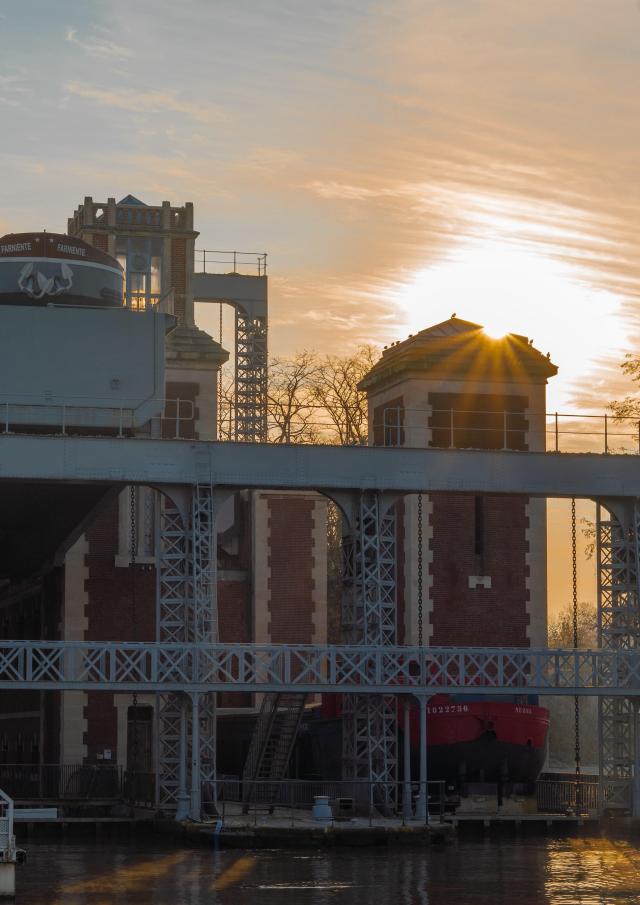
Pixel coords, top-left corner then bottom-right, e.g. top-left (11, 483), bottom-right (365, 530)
top-left (1, 433), bottom-right (640, 498)
top-left (0, 640), bottom-right (638, 696)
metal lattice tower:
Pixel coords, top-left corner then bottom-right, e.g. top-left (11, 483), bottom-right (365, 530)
top-left (156, 485), bottom-right (218, 813)
top-left (234, 308), bottom-right (268, 442)
top-left (342, 492), bottom-right (397, 803)
top-left (596, 500), bottom-right (640, 811)
top-left (156, 499), bottom-right (189, 808)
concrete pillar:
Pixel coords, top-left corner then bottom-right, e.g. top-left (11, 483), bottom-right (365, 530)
top-left (175, 696), bottom-right (189, 821)
top-left (161, 201), bottom-right (172, 231)
top-left (403, 698), bottom-right (413, 819)
top-left (415, 695), bottom-right (429, 822)
top-left (0, 863), bottom-right (15, 898)
top-left (189, 692), bottom-right (201, 820)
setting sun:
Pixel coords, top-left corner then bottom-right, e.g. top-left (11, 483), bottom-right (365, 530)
top-left (390, 232), bottom-right (628, 410)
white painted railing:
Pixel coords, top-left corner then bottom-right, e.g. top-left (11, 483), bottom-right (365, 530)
top-left (0, 789), bottom-right (15, 862)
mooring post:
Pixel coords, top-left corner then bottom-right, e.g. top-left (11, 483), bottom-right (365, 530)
top-left (175, 695), bottom-right (189, 821)
top-left (415, 695), bottom-right (429, 822)
top-left (190, 692), bottom-right (201, 821)
top-left (403, 698), bottom-right (413, 819)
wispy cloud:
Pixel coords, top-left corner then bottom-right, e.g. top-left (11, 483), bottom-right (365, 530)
top-left (65, 26), bottom-right (131, 60)
top-left (0, 73), bottom-right (32, 108)
top-left (63, 82), bottom-right (227, 125)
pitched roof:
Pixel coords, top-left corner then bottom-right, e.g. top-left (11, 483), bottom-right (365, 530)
top-left (359, 316), bottom-right (558, 392)
top-left (117, 195), bottom-right (147, 206)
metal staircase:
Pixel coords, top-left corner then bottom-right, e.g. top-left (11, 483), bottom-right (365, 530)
top-left (242, 692), bottom-right (307, 809)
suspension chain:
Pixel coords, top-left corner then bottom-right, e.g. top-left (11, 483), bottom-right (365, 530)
top-left (417, 493), bottom-right (423, 647)
top-left (571, 498), bottom-right (581, 806)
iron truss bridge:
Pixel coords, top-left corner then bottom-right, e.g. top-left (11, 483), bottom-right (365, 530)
top-left (0, 641), bottom-right (639, 696)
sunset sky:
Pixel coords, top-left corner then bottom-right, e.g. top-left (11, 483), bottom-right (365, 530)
top-left (2, 0), bottom-right (639, 615)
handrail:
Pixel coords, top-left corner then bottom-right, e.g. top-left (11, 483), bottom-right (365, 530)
top-left (0, 787), bottom-right (14, 858)
top-left (377, 406), bottom-right (640, 454)
top-left (195, 249), bottom-right (267, 276)
top-left (1, 397), bottom-right (195, 439)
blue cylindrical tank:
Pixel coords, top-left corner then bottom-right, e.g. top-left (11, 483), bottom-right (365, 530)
top-left (0, 232), bottom-right (123, 308)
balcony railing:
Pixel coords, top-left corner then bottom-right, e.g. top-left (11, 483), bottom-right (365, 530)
top-left (378, 407), bottom-right (640, 455)
top-left (195, 249), bottom-right (267, 276)
top-left (0, 396), bottom-right (194, 439)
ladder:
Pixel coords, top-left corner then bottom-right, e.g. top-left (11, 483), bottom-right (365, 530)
top-left (242, 692), bottom-right (307, 810)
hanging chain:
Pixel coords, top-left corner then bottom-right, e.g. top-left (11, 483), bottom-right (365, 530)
top-left (571, 497), bottom-right (582, 809)
top-left (218, 303), bottom-right (223, 436)
top-left (129, 486), bottom-right (139, 799)
top-left (417, 493), bottom-right (423, 647)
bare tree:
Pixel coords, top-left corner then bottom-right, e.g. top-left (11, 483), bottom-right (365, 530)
top-left (610, 354), bottom-right (640, 421)
top-left (312, 345), bottom-right (378, 445)
top-left (548, 601), bottom-right (597, 648)
top-left (267, 351), bottom-right (320, 444)
top-left (217, 366), bottom-right (235, 441)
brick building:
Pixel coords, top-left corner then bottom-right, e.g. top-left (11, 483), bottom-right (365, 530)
top-left (359, 316), bottom-right (557, 650)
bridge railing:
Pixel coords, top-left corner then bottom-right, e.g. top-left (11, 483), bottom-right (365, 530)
top-left (378, 407), bottom-right (640, 455)
top-left (195, 249), bottom-right (267, 276)
top-left (0, 396), bottom-right (194, 439)
top-left (205, 778), bottom-right (447, 824)
top-left (536, 776), bottom-right (599, 814)
top-left (0, 764), bottom-right (122, 801)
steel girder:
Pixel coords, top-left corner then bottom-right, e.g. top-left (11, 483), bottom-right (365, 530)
top-left (235, 311), bottom-right (267, 442)
top-left (597, 501), bottom-right (640, 812)
top-left (0, 641), bottom-right (637, 693)
top-left (341, 492), bottom-right (397, 804)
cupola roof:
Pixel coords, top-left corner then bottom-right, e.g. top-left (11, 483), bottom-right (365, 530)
top-left (359, 316), bottom-right (558, 392)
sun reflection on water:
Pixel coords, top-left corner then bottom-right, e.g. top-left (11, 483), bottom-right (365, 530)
top-left (545, 837), bottom-right (640, 904)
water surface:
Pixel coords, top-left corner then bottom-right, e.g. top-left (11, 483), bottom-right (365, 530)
top-left (16, 836), bottom-right (640, 904)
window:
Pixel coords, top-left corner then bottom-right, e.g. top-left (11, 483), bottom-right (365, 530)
top-left (115, 238), bottom-right (163, 309)
top-left (474, 496), bottom-right (484, 556)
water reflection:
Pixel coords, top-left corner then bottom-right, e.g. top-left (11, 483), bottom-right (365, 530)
top-left (15, 836), bottom-right (640, 904)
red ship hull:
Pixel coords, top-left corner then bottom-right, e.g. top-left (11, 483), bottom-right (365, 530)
top-left (404, 695), bottom-right (549, 784)
top-left (318, 694), bottom-right (549, 785)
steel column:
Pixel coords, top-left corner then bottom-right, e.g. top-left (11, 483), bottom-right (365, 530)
top-left (189, 692), bottom-right (201, 820)
top-left (234, 309), bottom-right (267, 442)
top-left (597, 500), bottom-right (640, 812)
top-left (156, 485), bottom-right (218, 816)
top-left (415, 695), bottom-right (429, 822)
top-left (156, 492), bottom-right (190, 810)
top-left (175, 696), bottom-right (189, 821)
top-left (341, 492), bottom-right (397, 808)
top-left (403, 698), bottom-right (413, 819)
